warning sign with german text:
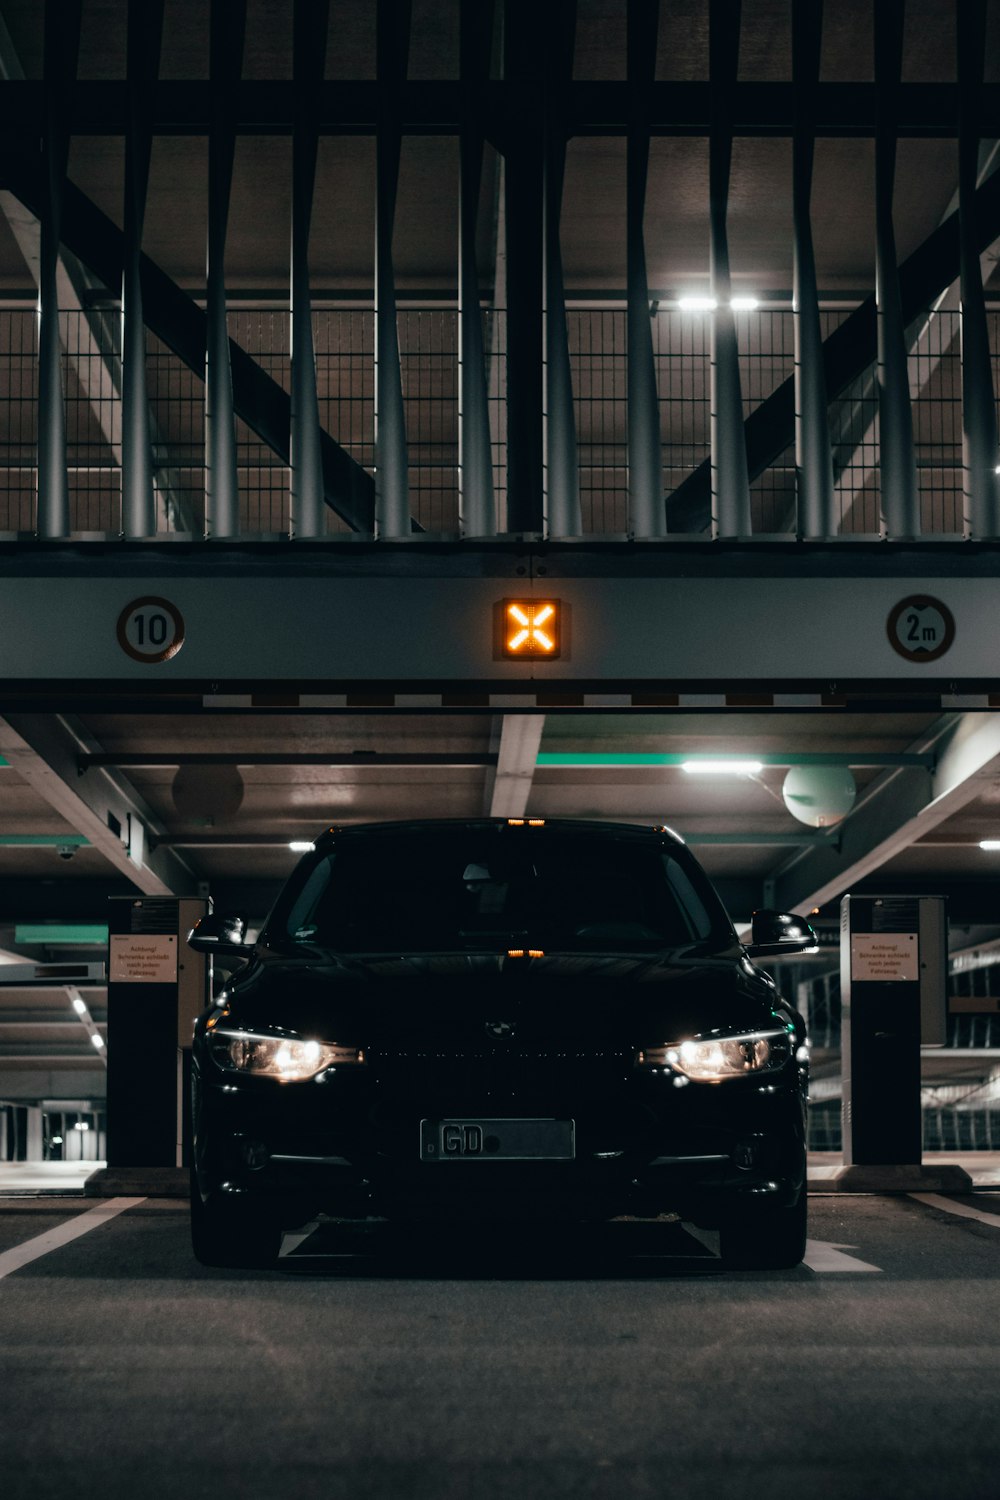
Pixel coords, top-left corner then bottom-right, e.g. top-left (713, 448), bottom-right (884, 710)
top-left (109, 934), bottom-right (178, 984)
top-left (850, 932), bottom-right (919, 982)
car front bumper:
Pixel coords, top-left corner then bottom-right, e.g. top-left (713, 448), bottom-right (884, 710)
top-left (191, 1053), bottom-right (807, 1227)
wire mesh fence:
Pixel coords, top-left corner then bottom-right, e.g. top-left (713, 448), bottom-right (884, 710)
top-left (0, 304), bottom-right (994, 537)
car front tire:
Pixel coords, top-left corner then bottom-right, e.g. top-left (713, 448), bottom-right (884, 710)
top-left (718, 1184), bottom-right (807, 1271)
top-left (190, 1171), bottom-right (283, 1269)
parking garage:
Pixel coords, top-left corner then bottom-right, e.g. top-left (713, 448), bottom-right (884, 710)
top-left (1, 1), bottom-right (1000, 1496)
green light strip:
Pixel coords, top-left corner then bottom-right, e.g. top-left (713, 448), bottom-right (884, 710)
top-left (14, 924), bottom-right (109, 946)
top-left (0, 834), bottom-right (90, 846)
top-left (536, 752), bottom-right (931, 768)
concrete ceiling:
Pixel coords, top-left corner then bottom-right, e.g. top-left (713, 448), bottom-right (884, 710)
top-left (3, 706), bottom-right (1000, 941)
top-left (0, 0), bottom-right (995, 296)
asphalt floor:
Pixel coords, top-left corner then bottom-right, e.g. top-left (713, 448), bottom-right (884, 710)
top-left (0, 1191), bottom-right (999, 1499)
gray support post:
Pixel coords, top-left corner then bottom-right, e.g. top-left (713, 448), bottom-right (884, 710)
top-left (121, 0), bottom-right (164, 539)
top-left (874, 0), bottom-right (920, 539)
top-left (709, 0), bottom-right (751, 538)
top-left (36, 0), bottom-right (82, 540)
top-left (205, 0), bottom-right (246, 541)
top-left (544, 1), bottom-right (580, 539)
top-left (626, 0), bottom-right (665, 539)
top-left (792, 1), bottom-right (836, 540)
top-left (374, 0), bottom-right (411, 540)
top-left (503, 0), bottom-right (545, 535)
top-left (957, 1), bottom-right (1000, 538)
top-left (290, 0), bottom-right (328, 541)
top-left (458, 2), bottom-right (496, 538)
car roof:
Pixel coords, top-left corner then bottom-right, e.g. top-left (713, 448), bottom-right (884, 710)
top-left (312, 818), bottom-right (686, 847)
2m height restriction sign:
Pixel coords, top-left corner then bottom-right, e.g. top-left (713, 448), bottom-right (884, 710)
top-left (886, 595), bottom-right (955, 663)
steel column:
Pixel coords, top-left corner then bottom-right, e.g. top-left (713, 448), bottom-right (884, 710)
top-left (121, 0), bottom-right (163, 539)
top-left (289, 0), bottom-right (328, 541)
top-left (374, 0), bottom-right (411, 540)
top-left (544, 1), bottom-right (580, 539)
top-left (709, 0), bottom-right (751, 538)
top-left (792, 1), bottom-right (836, 540)
top-left (957, 1), bottom-right (1000, 539)
top-left (874, 0), bottom-right (920, 539)
top-left (503, 0), bottom-right (545, 535)
top-left (205, 0), bottom-right (245, 540)
top-left (36, 1), bottom-right (81, 540)
top-left (626, 1), bottom-right (665, 539)
top-left (458, 3), bottom-right (496, 538)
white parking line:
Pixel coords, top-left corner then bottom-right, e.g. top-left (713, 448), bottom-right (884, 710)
top-left (802, 1238), bottom-right (882, 1273)
top-left (909, 1193), bottom-right (1000, 1229)
top-left (0, 1197), bottom-right (145, 1280)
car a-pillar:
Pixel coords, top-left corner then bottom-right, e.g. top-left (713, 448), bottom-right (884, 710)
top-left (832, 893), bottom-right (971, 1193)
top-left (86, 896), bottom-right (209, 1197)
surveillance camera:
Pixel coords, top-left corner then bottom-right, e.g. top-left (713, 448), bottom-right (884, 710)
top-left (56, 844), bottom-right (77, 861)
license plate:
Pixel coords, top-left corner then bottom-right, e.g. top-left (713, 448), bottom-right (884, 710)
top-left (419, 1118), bottom-right (575, 1162)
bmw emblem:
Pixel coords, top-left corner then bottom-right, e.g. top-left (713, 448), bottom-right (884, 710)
top-left (485, 1020), bottom-right (515, 1039)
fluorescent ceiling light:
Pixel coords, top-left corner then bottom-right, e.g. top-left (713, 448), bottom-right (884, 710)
top-left (681, 760), bottom-right (764, 775)
top-left (288, 841), bottom-right (315, 853)
top-left (677, 295), bottom-right (718, 312)
top-left (71, 996), bottom-right (87, 1015)
top-left (91, 1034), bottom-right (105, 1049)
top-left (979, 840), bottom-right (1000, 850)
top-left (730, 296), bottom-right (759, 311)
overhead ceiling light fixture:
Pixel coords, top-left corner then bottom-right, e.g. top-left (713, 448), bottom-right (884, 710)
top-left (979, 840), bottom-right (1000, 850)
top-left (730, 296), bottom-right (759, 311)
top-left (288, 841), bottom-right (315, 853)
top-left (681, 760), bottom-right (764, 775)
top-left (677, 295), bottom-right (718, 312)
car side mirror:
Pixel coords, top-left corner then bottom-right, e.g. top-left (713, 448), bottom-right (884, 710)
top-left (744, 909), bottom-right (817, 958)
top-left (187, 913), bottom-right (248, 955)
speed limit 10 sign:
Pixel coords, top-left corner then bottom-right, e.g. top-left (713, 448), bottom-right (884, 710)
top-left (116, 597), bottom-right (186, 663)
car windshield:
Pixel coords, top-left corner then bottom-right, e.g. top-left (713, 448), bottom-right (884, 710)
top-left (268, 826), bottom-right (735, 954)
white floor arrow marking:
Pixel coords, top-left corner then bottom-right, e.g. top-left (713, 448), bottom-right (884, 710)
top-left (909, 1193), bottom-right (1000, 1228)
top-left (802, 1238), bottom-right (882, 1273)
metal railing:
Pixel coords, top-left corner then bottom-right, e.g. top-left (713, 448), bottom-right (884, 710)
top-left (0, 305), bottom-right (994, 539)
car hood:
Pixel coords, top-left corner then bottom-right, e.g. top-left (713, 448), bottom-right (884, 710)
top-left (211, 948), bottom-right (789, 1045)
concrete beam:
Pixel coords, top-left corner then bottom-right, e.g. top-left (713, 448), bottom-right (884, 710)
top-left (0, 714), bottom-right (198, 896)
top-left (769, 712), bottom-right (1000, 914)
top-left (486, 714), bottom-right (544, 818)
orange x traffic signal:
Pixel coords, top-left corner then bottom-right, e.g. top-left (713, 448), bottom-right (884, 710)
top-left (498, 599), bottom-right (562, 658)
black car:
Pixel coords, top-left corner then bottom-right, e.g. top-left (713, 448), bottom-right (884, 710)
top-left (188, 818), bottom-right (815, 1270)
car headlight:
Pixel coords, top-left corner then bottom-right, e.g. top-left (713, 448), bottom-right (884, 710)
top-left (637, 1028), bottom-right (792, 1082)
top-left (207, 1028), bottom-right (365, 1081)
